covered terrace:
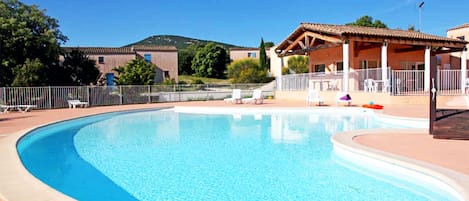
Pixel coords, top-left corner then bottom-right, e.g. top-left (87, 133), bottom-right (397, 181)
top-left (275, 23), bottom-right (468, 95)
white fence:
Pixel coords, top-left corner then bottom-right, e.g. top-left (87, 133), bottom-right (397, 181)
top-left (0, 84), bottom-right (274, 110)
top-left (278, 69), bottom-right (469, 96)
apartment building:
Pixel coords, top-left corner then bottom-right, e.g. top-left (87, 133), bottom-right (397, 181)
top-left (63, 45), bottom-right (178, 85)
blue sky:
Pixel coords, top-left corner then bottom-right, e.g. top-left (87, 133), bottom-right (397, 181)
top-left (23, 0), bottom-right (469, 47)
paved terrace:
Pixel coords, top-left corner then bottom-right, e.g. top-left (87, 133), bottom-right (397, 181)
top-left (0, 100), bottom-right (468, 200)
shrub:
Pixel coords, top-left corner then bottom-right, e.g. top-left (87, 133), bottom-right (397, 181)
top-left (287, 56), bottom-right (309, 74)
top-left (162, 78), bottom-right (176, 85)
top-left (227, 58), bottom-right (272, 83)
top-left (192, 79), bottom-right (205, 84)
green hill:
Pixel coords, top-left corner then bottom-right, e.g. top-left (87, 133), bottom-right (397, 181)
top-left (126, 35), bottom-right (243, 50)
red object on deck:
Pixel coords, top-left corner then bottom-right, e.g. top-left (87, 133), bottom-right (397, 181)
top-left (362, 104), bottom-right (384, 109)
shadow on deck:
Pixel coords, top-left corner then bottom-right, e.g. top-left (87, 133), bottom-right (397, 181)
top-left (434, 109), bottom-right (469, 140)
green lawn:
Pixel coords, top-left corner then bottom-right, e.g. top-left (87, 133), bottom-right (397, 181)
top-left (178, 75), bottom-right (231, 84)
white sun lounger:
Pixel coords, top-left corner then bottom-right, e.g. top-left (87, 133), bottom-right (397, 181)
top-left (1, 104), bottom-right (36, 113)
top-left (67, 100), bottom-right (89, 109)
top-left (16, 105), bottom-right (37, 112)
top-left (224, 89), bottom-right (242, 104)
top-left (242, 90), bottom-right (263, 104)
top-left (1, 105), bottom-right (17, 113)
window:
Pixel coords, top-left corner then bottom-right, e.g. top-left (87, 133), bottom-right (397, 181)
top-left (314, 64), bottom-right (325, 74)
top-left (248, 52), bottom-right (257, 58)
top-left (163, 71), bottom-right (170, 78)
top-left (336, 62), bottom-right (343, 73)
top-left (360, 60), bottom-right (367, 69)
top-left (399, 61), bottom-right (425, 70)
top-left (457, 36), bottom-right (465, 41)
top-left (144, 54), bottom-right (152, 62)
top-left (98, 56), bottom-right (104, 64)
top-left (368, 60), bottom-right (378, 68)
top-left (360, 60), bottom-right (378, 69)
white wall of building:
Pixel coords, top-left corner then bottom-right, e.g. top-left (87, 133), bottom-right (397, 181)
top-left (269, 46), bottom-right (289, 77)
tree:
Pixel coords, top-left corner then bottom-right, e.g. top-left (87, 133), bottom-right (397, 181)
top-left (191, 42), bottom-right (228, 78)
top-left (178, 44), bottom-right (202, 75)
top-left (227, 58), bottom-right (272, 83)
top-left (346, 15), bottom-right (388, 28)
top-left (12, 58), bottom-right (45, 86)
top-left (0, 0), bottom-right (67, 86)
top-left (259, 38), bottom-right (269, 70)
top-left (114, 59), bottom-right (155, 85)
top-left (408, 25), bottom-right (416, 31)
top-left (264, 42), bottom-right (275, 48)
top-left (62, 49), bottom-right (101, 85)
top-left (286, 56), bottom-right (309, 74)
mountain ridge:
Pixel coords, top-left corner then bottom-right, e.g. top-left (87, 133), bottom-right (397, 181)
top-left (126, 35), bottom-right (244, 50)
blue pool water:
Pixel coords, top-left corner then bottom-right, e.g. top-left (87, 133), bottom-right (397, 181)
top-left (17, 108), bottom-right (456, 201)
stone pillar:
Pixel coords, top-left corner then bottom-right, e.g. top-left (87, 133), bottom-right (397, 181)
top-left (342, 40), bottom-right (349, 92)
top-left (381, 42), bottom-right (388, 92)
top-left (461, 47), bottom-right (467, 94)
top-left (424, 46), bottom-right (431, 92)
top-left (277, 57), bottom-right (284, 91)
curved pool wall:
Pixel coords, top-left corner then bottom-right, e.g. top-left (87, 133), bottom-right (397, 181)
top-left (332, 129), bottom-right (469, 201)
top-left (14, 106), bottom-right (464, 201)
top-left (17, 109), bottom-right (157, 201)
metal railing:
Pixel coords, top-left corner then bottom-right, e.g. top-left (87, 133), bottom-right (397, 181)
top-left (390, 70), bottom-right (425, 95)
top-left (277, 69), bottom-right (469, 96)
top-left (0, 84), bottom-right (275, 110)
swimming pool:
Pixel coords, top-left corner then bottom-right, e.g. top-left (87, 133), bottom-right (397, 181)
top-left (17, 107), bottom-right (458, 201)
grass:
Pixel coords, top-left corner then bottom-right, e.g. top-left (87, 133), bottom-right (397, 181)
top-left (178, 75), bottom-right (231, 84)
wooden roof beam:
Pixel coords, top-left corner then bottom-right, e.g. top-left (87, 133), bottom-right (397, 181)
top-left (394, 46), bottom-right (425, 53)
top-left (304, 43), bottom-right (341, 52)
top-left (304, 31), bottom-right (342, 44)
top-left (285, 33), bottom-right (306, 52)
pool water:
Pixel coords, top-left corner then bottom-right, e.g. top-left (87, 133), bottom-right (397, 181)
top-left (17, 108), bottom-right (456, 201)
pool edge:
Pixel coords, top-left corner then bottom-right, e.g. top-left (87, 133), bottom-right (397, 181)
top-left (332, 129), bottom-right (469, 201)
top-left (0, 107), bottom-right (172, 201)
top-left (0, 106), bottom-right (467, 201)
top-left (0, 127), bottom-right (76, 201)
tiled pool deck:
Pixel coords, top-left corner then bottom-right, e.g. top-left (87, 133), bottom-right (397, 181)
top-left (1, 100), bottom-right (468, 200)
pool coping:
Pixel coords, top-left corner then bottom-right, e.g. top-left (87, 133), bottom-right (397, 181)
top-left (0, 107), bottom-right (172, 201)
top-left (332, 129), bottom-right (469, 201)
top-left (0, 127), bottom-right (76, 201)
top-left (0, 106), bottom-right (467, 201)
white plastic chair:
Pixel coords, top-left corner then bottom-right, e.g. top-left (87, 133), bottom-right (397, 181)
top-left (306, 89), bottom-right (324, 106)
top-left (327, 79), bottom-right (338, 91)
top-left (465, 78), bottom-right (469, 93)
top-left (381, 79), bottom-right (389, 93)
top-left (395, 78), bottom-right (402, 94)
top-left (364, 79), bottom-right (377, 92)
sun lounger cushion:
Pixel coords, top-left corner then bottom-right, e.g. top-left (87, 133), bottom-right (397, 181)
top-left (339, 94), bottom-right (352, 101)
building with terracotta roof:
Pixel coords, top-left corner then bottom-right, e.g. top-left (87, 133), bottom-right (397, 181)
top-left (275, 22), bottom-right (467, 92)
top-left (439, 24), bottom-right (469, 70)
top-left (63, 45), bottom-right (178, 85)
top-left (229, 47), bottom-right (270, 62)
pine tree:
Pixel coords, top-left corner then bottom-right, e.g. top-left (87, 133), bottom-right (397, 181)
top-left (259, 38), bottom-right (268, 70)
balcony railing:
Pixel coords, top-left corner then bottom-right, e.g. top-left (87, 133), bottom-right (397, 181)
top-left (277, 69), bottom-right (469, 96)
